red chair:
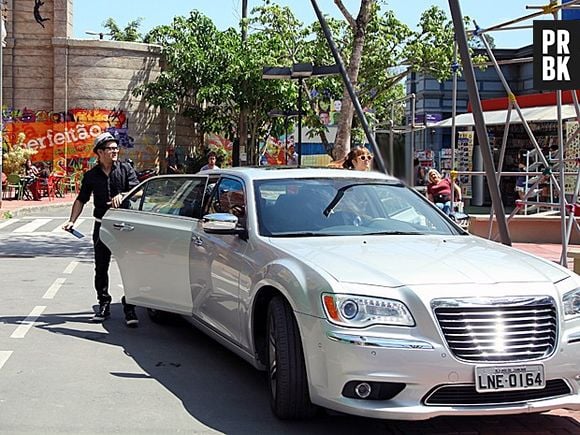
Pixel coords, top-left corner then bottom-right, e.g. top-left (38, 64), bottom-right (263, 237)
top-left (36, 175), bottom-right (57, 200)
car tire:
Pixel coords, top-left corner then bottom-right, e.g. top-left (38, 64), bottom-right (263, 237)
top-left (267, 296), bottom-right (317, 420)
top-left (147, 308), bottom-right (174, 324)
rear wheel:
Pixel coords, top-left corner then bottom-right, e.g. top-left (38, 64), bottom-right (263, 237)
top-left (266, 296), bottom-right (316, 419)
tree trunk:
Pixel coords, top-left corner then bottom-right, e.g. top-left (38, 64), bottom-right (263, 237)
top-left (333, 0), bottom-right (374, 160)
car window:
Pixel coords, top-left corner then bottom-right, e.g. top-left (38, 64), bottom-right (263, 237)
top-left (122, 177), bottom-right (207, 218)
top-left (254, 178), bottom-right (460, 237)
top-left (206, 177), bottom-right (247, 227)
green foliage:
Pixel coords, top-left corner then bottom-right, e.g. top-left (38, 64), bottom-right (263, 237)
top-left (2, 146), bottom-right (37, 175)
top-left (103, 18), bottom-right (144, 42)
top-left (133, 2), bottom-right (481, 159)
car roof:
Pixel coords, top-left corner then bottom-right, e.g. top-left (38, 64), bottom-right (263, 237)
top-left (199, 167), bottom-right (400, 183)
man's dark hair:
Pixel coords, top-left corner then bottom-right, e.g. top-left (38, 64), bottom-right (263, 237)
top-left (207, 151), bottom-right (217, 158)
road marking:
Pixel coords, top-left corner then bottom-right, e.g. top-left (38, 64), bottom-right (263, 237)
top-left (0, 219), bottom-right (20, 230)
top-left (13, 218), bottom-right (52, 233)
top-left (63, 261), bottom-right (79, 274)
top-left (0, 351), bottom-right (13, 370)
top-left (11, 306), bottom-right (46, 339)
top-left (43, 278), bottom-right (66, 299)
top-left (52, 218), bottom-right (85, 233)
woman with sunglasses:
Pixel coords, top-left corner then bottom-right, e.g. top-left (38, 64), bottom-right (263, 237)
top-left (342, 146), bottom-right (373, 171)
top-left (426, 168), bottom-right (462, 216)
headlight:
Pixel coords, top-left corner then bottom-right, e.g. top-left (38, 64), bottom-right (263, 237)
top-left (322, 293), bottom-right (415, 328)
top-left (563, 288), bottom-right (580, 320)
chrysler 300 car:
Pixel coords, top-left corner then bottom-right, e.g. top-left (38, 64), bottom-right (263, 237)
top-left (100, 167), bottom-right (580, 420)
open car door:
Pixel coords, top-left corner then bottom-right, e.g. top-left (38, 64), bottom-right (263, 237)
top-left (100, 175), bottom-right (208, 315)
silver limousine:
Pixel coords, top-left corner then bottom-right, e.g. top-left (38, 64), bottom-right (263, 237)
top-left (100, 167), bottom-right (580, 420)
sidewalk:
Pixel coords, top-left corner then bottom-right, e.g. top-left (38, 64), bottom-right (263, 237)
top-left (0, 192), bottom-right (76, 218)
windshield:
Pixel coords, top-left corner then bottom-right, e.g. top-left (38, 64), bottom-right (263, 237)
top-left (254, 178), bottom-right (462, 237)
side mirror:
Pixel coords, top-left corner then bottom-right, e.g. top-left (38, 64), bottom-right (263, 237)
top-left (202, 213), bottom-right (246, 238)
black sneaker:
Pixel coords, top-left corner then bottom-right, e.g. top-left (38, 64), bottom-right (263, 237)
top-left (92, 301), bottom-right (110, 322)
top-left (124, 308), bottom-right (139, 328)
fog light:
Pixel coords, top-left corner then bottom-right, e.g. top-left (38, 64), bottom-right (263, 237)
top-left (342, 380), bottom-right (406, 400)
top-left (354, 382), bottom-right (372, 399)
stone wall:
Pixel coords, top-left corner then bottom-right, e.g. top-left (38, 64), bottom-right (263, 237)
top-left (2, 0), bottom-right (196, 171)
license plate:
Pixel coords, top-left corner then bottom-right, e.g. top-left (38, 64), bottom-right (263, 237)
top-left (475, 364), bottom-right (545, 393)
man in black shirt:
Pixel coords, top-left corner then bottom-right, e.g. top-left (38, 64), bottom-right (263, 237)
top-left (63, 132), bottom-right (140, 326)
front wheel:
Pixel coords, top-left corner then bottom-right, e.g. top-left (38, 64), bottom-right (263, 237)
top-left (267, 296), bottom-right (316, 420)
top-left (147, 308), bottom-right (176, 324)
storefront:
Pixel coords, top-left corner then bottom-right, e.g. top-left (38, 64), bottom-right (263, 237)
top-left (434, 91), bottom-right (580, 206)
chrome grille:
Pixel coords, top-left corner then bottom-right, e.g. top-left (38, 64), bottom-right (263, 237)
top-left (423, 380), bottom-right (571, 406)
top-left (432, 297), bottom-right (557, 362)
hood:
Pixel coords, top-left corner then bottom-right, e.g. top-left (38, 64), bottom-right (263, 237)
top-left (269, 235), bottom-right (570, 286)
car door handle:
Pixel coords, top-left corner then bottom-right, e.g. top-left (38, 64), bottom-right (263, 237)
top-left (113, 223), bottom-right (135, 231)
top-left (192, 235), bottom-right (203, 246)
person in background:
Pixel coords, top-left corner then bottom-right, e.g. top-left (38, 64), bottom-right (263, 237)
top-left (23, 159), bottom-right (41, 200)
top-left (427, 168), bottom-right (461, 215)
top-left (515, 159), bottom-right (527, 201)
top-left (200, 151), bottom-right (219, 171)
top-left (414, 158), bottom-right (426, 186)
top-left (24, 159), bottom-right (39, 177)
top-left (36, 161), bottom-right (50, 179)
top-left (342, 146), bottom-right (373, 171)
top-left (62, 132), bottom-right (140, 327)
top-left (166, 144), bottom-right (179, 174)
top-left (286, 144), bottom-right (298, 166)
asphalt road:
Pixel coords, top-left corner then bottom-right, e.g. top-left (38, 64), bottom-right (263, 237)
top-left (0, 207), bottom-right (579, 434)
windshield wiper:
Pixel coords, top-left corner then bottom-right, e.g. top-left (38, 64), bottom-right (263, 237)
top-left (323, 184), bottom-right (359, 216)
top-left (363, 231), bottom-right (422, 236)
top-left (271, 232), bottom-right (332, 237)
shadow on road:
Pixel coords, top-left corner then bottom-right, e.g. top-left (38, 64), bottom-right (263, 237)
top-left (0, 307), bottom-right (578, 434)
top-left (0, 234), bottom-right (93, 259)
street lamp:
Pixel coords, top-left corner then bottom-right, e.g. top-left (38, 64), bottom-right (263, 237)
top-left (85, 31), bottom-right (112, 40)
top-left (263, 62), bottom-right (339, 167)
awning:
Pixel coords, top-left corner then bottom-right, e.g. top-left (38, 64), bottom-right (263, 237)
top-left (434, 104), bottom-right (579, 128)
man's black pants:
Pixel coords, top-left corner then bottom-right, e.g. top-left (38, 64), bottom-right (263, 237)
top-left (92, 221), bottom-right (134, 311)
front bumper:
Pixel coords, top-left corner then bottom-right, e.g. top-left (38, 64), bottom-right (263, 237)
top-left (296, 313), bottom-right (580, 420)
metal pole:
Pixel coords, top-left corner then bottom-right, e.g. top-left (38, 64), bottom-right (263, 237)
top-left (284, 114), bottom-right (288, 165)
top-left (310, 0), bottom-right (386, 174)
top-left (0, 3), bottom-right (4, 209)
top-left (450, 39), bottom-right (458, 204)
top-left (389, 119), bottom-right (394, 174)
top-left (410, 94), bottom-right (416, 185)
top-left (64, 39), bottom-right (68, 178)
top-left (448, 0), bottom-right (511, 245)
top-left (297, 77), bottom-right (303, 168)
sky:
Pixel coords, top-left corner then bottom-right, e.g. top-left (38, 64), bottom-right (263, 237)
top-left (73, 0), bottom-right (559, 49)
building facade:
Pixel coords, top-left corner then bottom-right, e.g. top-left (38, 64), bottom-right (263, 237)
top-left (2, 0), bottom-right (195, 173)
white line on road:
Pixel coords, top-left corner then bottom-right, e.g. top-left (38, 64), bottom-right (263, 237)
top-left (0, 351), bottom-right (13, 370)
top-left (63, 261), bottom-right (79, 274)
top-left (43, 278), bottom-right (66, 299)
top-left (10, 306), bottom-right (46, 339)
top-left (13, 218), bottom-right (52, 233)
top-left (52, 218), bottom-right (85, 233)
top-left (0, 219), bottom-right (20, 230)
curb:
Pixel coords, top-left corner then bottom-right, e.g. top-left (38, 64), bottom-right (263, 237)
top-left (1, 201), bottom-right (75, 219)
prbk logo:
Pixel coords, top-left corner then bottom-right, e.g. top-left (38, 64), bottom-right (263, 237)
top-left (533, 20), bottom-right (580, 90)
